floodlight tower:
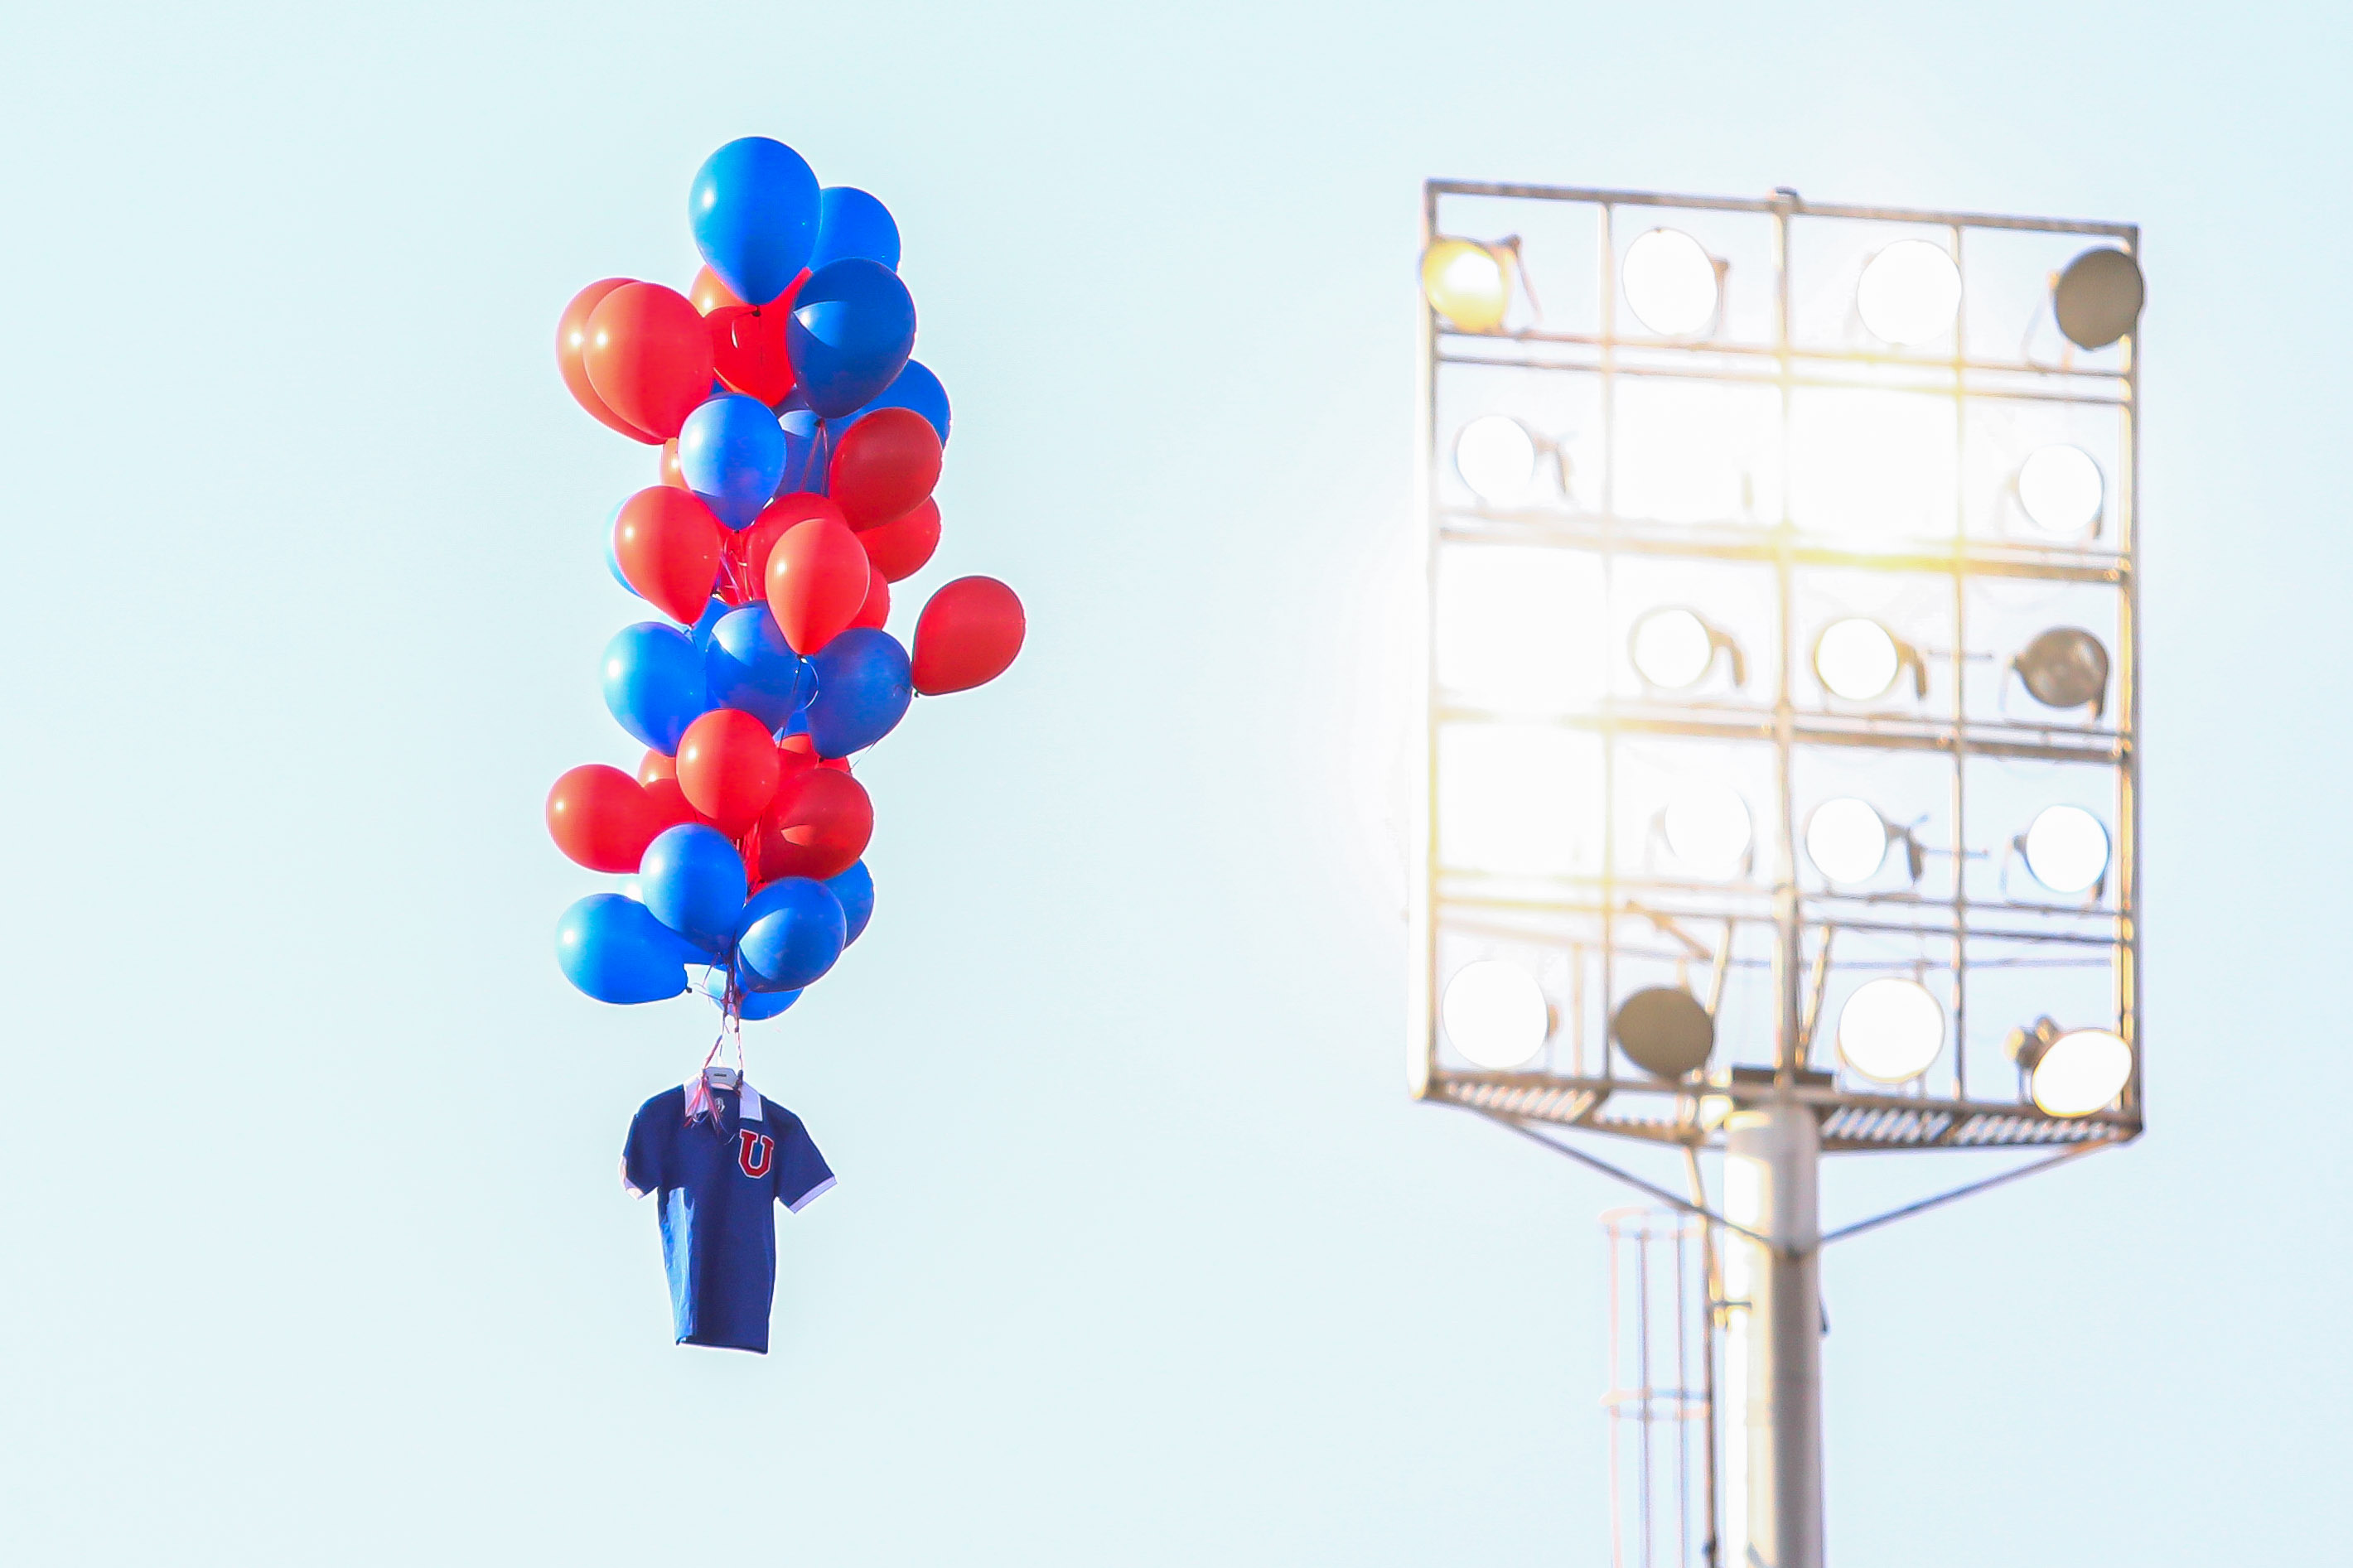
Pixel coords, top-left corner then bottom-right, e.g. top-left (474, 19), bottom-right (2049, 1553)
top-left (1409, 184), bottom-right (2144, 1567)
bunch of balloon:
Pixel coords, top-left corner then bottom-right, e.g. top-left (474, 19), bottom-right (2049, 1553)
top-left (546, 137), bottom-right (1026, 1025)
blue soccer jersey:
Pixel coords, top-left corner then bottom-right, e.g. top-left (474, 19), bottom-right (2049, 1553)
top-left (621, 1076), bottom-right (835, 1353)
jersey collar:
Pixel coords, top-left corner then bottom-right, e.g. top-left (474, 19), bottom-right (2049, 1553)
top-left (684, 1070), bottom-right (764, 1127)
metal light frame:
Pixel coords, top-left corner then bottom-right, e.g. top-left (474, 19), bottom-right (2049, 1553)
top-left (1409, 182), bottom-right (2143, 1180)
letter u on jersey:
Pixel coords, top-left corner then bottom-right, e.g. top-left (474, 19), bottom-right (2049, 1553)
top-left (737, 1130), bottom-right (775, 1179)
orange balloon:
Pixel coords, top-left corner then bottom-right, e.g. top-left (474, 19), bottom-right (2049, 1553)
top-left (558, 280), bottom-right (659, 443)
top-left (689, 266), bottom-right (746, 316)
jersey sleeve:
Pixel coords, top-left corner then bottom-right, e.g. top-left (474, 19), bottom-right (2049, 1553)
top-left (621, 1097), bottom-right (674, 1197)
top-left (771, 1116), bottom-right (835, 1213)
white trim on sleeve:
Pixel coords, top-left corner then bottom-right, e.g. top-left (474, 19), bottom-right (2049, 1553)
top-left (785, 1175), bottom-right (837, 1213)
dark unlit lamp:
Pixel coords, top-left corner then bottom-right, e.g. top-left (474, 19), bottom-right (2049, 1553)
top-left (2006, 1016), bottom-right (2132, 1117)
top-left (1612, 987), bottom-right (1716, 1078)
top-left (2013, 627), bottom-right (2110, 717)
top-left (2053, 248), bottom-right (2145, 351)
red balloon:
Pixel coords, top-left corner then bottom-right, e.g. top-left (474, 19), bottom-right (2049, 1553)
top-left (756, 767), bottom-right (872, 881)
top-left (819, 755), bottom-right (853, 774)
top-left (857, 498), bottom-right (941, 583)
top-left (675, 708), bottom-right (783, 837)
top-left (689, 266), bottom-right (746, 316)
top-left (850, 570), bottom-right (891, 631)
top-left (660, 438), bottom-right (691, 492)
top-left (639, 775), bottom-right (706, 832)
top-left (708, 276), bottom-right (804, 406)
top-left (829, 408), bottom-right (942, 529)
top-left (546, 764), bottom-right (664, 874)
top-left (775, 732), bottom-right (820, 779)
top-left (582, 282), bottom-right (715, 441)
top-left (912, 577), bottom-right (1026, 695)
top-left (558, 280), bottom-right (659, 443)
top-left (613, 487), bottom-right (723, 625)
top-left (638, 749), bottom-right (678, 786)
top-left (766, 515), bottom-right (872, 655)
top-left (742, 495), bottom-right (848, 601)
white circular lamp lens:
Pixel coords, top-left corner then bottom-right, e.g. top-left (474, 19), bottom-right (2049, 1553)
top-left (1631, 608), bottom-right (1714, 689)
top-left (1814, 618), bottom-right (1900, 701)
top-left (2017, 445), bottom-right (2104, 534)
top-left (1623, 228), bottom-right (1719, 337)
top-left (1455, 415), bottom-right (1539, 505)
top-left (1664, 787), bottom-right (1751, 879)
top-left (1442, 959), bottom-right (1549, 1069)
top-left (2023, 805), bottom-right (2109, 895)
top-left (1805, 797), bottom-right (1889, 884)
top-left (1857, 239), bottom-right (1961, 345)
top-left (1837, 978), bottom-right (1945, 1084)
top-left (2031, 1028), bottom-right (2131, 1117)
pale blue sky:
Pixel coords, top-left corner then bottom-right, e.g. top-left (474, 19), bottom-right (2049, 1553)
top-left (1, 2), bottom-right (2346, 1563)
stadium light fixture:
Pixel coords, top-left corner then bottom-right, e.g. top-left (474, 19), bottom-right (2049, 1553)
top-left (2006, 1016), bottom-right (2133, 1117)
top-left (1622, 227), bottom-right (1722, 337)
top-left (1835, 977), bottom-right (1945, 1084)
top-left (2017, 444), bottom-right (2105, 535)
top-left (2012, 627), bottom-right (2110, 717)
top-left (1454, 413), bottom-right (1544, 504)
top-left (1443, 958), bottom-right (1551, 1069)
top-left (2019, 804), bottom-right (2110, 896)
top-left (1631, 606), bottom-right (1746, 691)
top-left (2053, 248), bottom-right (2145, 351)
top-left (1612, 987), bottom-right (1716, 1078)
top-left (1805, 796), bottom-right (1923, 886)
top-left (1856, 239), bottom-right (1960, 345)
top-left (1661, 785), bottom-right (1753, 880)
top-left (1413, 181), bottom-right (2144, 1568)
top-left (1813, 617), bottom-right (1926, 702)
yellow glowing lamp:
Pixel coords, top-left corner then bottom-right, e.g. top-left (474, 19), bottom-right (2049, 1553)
top-left (1421, 238), bottom-right (1511, 333)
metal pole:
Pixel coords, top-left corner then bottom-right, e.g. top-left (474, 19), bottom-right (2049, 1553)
top-left (1722, 1104), bottom-right (1823, 1568)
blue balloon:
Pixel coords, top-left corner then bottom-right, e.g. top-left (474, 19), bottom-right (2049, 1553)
top-left (704, 605), bottom-right (814, 731)
top-left (677, 394), bottom-right (786, 529)
top-left (736, 877), bottom-right (846, 991)
top-left (640, 825), bottom-right (749, 955)
top-left (848, 359), bottom-right (949, 445)
top-left (602, 623), bottom-right (710, 754)
top-left (809, 186), bottom-right (901, 272)
top-left (806, 628), bottom-right (912, 755)
top-left (556, 894), bottom-right (692, 1005)
top-left (824, 860), bottom-right (874, 945)
top-left (689, 138), bottom-right (821, 306)
top-left (689, 596), bottom-right (732, 649)
top-left (603, 501), bottom-right (638, 596)
top-left (735, 986), bottom-right (803, 1020)
top-left (787, 259), bottom-right (916, 418)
